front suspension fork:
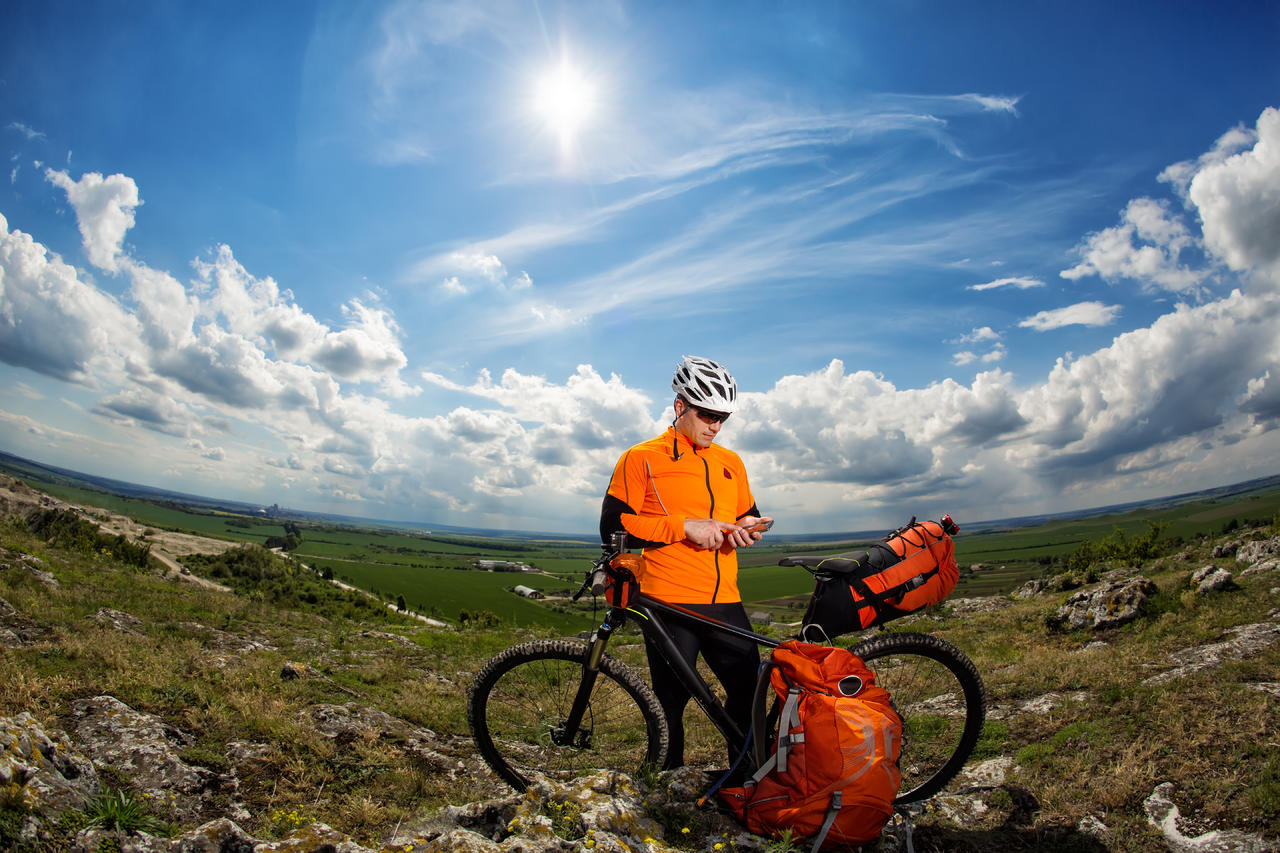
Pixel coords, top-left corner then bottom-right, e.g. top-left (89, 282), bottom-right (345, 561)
top-left (551, 618), bottom-right (617, 747)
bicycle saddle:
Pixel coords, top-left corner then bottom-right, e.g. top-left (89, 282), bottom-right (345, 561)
top-left (777, 551), bottom-right (870, 574)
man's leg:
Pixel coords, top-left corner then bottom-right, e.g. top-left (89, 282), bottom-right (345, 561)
top-left (643, 620), bottom-right (702, 769)
top-left (694, 604), bottom-right (761, 768)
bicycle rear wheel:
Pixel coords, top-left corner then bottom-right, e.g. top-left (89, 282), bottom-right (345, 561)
top-left (468, 639), bottom-right (669, 792)
top-left (848, 632), bottom-right (985, 803)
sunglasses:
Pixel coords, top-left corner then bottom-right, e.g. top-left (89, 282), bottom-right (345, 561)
top-left (689, 405), bottom-right (730, 424)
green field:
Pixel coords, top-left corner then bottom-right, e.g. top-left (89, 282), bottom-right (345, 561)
top-left (9, 465), bottom-right (1280, 631)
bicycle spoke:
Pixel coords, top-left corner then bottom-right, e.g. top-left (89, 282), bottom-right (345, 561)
top-left (849, 632), bottom-right (985, 803)
top-left (470, 640), bottom-right (668, 790)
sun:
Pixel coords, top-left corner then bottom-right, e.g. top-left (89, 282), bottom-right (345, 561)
top-left (533, 57), bottom-right (596, 152)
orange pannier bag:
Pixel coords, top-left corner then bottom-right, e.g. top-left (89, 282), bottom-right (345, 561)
top-left (799, 516), bottom-right (960, 640)
top-left (718, 641), bottom-right (902, 850)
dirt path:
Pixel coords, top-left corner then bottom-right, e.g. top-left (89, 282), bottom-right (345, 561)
top-left (1, 474), bottom-right (235, 591)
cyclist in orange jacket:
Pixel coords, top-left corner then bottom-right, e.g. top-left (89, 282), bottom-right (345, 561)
top-left (600, 355), bottom-right (772, 772)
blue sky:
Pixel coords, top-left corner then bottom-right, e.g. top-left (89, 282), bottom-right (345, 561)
top-left (2, 0), bottom-right (1279, 535)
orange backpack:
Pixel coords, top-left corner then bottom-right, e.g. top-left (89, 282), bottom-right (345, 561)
top-left (718, 642), bottom-right (902, 851)
top-left (798, 516), bottom-right (960, 640)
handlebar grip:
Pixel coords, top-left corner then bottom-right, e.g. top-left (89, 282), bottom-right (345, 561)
top-left (590, 569), bottom-right (608, 596)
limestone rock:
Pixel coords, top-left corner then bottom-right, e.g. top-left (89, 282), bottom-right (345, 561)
top-left (1012, 578), bottom-right (1045, 599)
top-left (1143, 782), bottom-right (1274, 852)
top-left (1212, 541), bottom-right (1240, 559)
top-left (1192, 564), bottom-right (1234, 594)
top-left (69, 695), bottom-right (241, 824)
top-left (300, 702), bottom-right (464, 778)
top-left (1144, 622), bottom-right (1280, 685)
top-left (90, 607), bottom-right (145, 634)
top-left (0, 711), bottom-right (99, 812)
top-left (1051, 577), bottom-right (1160, 631)
top-left (1237, 536), bottom-right (1280, 567)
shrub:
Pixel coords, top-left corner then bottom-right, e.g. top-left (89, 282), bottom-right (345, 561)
top-left (23, 508), bottom-right (151, 568)
top-left (1065, 521), bottom-right (1169, 572)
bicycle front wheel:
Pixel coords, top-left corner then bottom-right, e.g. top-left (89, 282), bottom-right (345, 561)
top-left (848, 632), bottom-right (986, 804)
top-left (468, 639), bottom-right (669, 792)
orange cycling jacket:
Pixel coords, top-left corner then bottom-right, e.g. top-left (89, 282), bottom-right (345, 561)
top-left (600, 427), bottom-right (761, 604)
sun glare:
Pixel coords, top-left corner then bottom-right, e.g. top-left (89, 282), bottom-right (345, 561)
top-left (533, 58), bottom-right (596, 151)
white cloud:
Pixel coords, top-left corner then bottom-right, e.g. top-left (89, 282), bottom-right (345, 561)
top-left (45, 169), bottom-right (141, 273)
top-left (1060, 198), bottom-right (1206, 293)
top-left (94, 388), bottom-right (196, 437)
top-left (954, 326), bottom-right (1000, 344)
top-left (7, 122), bottom-right (45, 140)
top-left (1019, 301), bottom-right (1121, 331)
top-left (1017, 290), bottom-right (1280, 476)
top-left (969, 276), bottom-right (1044, 291)
top-left (427, 250), bottom-right (536, 297)
top-left (952, 342), bottom-right (1004, 366)
top-left (0, 213), bottom-right (142, 384)
top-left (1185, 106), bottom-right (1280, 286)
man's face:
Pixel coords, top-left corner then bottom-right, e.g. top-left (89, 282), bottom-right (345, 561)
top-left (674, 398), bottom-right (729, 449)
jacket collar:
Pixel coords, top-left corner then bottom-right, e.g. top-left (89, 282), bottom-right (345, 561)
top-left (667, 425), bottom-right (699, 460)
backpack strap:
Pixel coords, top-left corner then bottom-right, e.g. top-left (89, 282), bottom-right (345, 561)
top-left (809, 790), bottom-right (843, 853)
top-left (775, 688), bottom-right (804, 773)
top-left (745, 686), bottom-right (803, 783)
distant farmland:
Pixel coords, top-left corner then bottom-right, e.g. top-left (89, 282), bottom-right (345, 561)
top-left (9, 459), bottom-right (1280, 631)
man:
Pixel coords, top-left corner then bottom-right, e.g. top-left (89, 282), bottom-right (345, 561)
top-left (599, 355), bottom-right (772, 773)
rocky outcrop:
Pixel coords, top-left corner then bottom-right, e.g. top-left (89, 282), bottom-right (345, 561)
top-left (0, 711), bottom-right (99, 813)
top-left (0, 548), bottom-right (59, 588)
top-left (300, 702), bottom-right (468, 779)
top-left (1143, 621), bottom-right (1280, 686)
top-left (68, 696), bottom-right (248, 824)
top-left (1144, 782), bottom-right (1276, 852)
top-left (1192, 564), bottom-right (1234, 594)
top-left (1049, 576), bottom-right (1159, 631)
top-left (1236, 536), bottom-right (1280, 567)
top-left (0, 591), bottom-right (52, 648)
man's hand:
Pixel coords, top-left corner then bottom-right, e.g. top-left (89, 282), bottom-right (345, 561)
top-left (684, 518), bottom-right (727, 550)
top-left (684, 516), bottom-right (774, 549)
top-left (726, 516), bottom-right (773, 548)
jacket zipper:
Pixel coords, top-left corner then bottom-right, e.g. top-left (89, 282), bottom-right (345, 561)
top-left (695, 446), bottom-right (721, 603)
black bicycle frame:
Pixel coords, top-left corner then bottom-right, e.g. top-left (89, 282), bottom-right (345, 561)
top-left (559, 585), bottom-right (782, 759)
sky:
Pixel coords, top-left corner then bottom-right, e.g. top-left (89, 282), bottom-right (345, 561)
top-left (2, 1), bottom-right (1279, 536)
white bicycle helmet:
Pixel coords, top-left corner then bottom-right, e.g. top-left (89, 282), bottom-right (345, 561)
top-left (672, 355), bottom-right (737, 414)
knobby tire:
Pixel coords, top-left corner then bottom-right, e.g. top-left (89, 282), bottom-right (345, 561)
top-left (468, 639), bottom-right (669, 792)
top-left (848, 632), bottom-right (986, 803)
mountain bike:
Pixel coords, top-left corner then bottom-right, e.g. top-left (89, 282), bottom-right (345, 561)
top-left (467, 533), bottom-right (986, 805)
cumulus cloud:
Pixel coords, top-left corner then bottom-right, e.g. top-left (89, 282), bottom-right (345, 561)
top-left (433, 250), bottom-right (535, 297)
top-left (0, 213), bottom-right (142, 383)
top-left (951, 327), bottom-right (1004, 364)
top-left (1019, 301), bottom-right (1121, 331)
top-left (968, 276), bottom-right (1043, 291)
top-left (1184, 107), bottom-right (1280, 285)
top-left (45, 169), bottom-right (141, 273)
top-left (93, 389), bottom-right (195, 437)
top-left (1017, 290), bottom-right (1280, 475)
top-left (953, 343), bottom-right (1005, 366)
top-left (1060, 198), bottom-right (1206, 293)
top-left (6, 107), bottom-right (1280, 533)
top-left (1063, 106), bottom-right (1280, 296)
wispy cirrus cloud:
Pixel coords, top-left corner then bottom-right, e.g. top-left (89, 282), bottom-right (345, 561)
top-left (969, 276), bottom-right (1044, 291)
top-left (7, 121), bottom-right (45, 140)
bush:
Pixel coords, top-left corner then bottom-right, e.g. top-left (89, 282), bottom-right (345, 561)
top-left (1065, 521), bottom-right (1169, 572)
top-left (23, 508), bottom-right (151, 568)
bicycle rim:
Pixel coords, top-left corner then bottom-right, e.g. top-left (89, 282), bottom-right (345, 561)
top-left (467, 639), bottom-right (669, 791)
top-left (848, 632), bottom-right (986, 803)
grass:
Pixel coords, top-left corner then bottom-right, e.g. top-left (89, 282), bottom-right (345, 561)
top-left (3, 484), bottom-right (1279, 849)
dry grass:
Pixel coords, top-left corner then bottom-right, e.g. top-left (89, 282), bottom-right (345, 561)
top-left (3, 513), bottom-right (1278, 850)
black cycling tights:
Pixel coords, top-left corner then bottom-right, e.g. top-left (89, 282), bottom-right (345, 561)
top-left (643, 602), bottom-right (761, 770)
